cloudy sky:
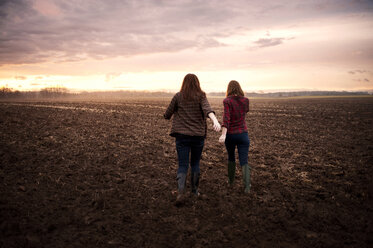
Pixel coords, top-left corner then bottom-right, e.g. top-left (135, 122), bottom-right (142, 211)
top-left (1, 0), bottom-right (372, 92)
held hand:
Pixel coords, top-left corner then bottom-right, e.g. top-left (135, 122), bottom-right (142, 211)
top-left (219, 134), bottom-right (226, 143)
top-left (208, 113), bottom-right (221, 132)
top-left (212, 120), bottom-right (221, 132)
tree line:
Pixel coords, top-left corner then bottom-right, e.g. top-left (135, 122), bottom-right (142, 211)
top-left (1, 86), bottom-right (371, 99)
top-left (0, 86), bottom-right (70, 99)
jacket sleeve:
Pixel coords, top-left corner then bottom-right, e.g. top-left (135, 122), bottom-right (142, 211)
top-left (246, 98), bottom-right (249, 113)
top-left (222, 99), bottom-right (230, 129)
top-left (201, 96), bottom-right (214, 118)
top-left (164, 94), bottom-right (178, 119)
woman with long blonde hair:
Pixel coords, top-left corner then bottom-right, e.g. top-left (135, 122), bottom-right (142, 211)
top-left (219, 80), bottom-right (251, 193)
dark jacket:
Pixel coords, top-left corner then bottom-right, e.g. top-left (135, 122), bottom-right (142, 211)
top-left (164, 92), bottom-right (214, 137)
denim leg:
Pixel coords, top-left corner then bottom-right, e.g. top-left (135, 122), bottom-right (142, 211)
top-left (176, 138), bottom-right (190, 174)
top-left (225, 135), bottom-right (236, 163)
top-left (237, 133), bottom-right (250, 166)
top-left (190, 138), bottom-right (204, 173)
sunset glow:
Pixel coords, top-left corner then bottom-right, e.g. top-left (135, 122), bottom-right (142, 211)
top-left (1, 0), bottom-right (372, 92)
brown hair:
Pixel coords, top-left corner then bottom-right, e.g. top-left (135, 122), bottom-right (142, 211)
top-left (226, 80), bottom-right (244, 97)
top-left (180, 73), bottom-right (206, 101)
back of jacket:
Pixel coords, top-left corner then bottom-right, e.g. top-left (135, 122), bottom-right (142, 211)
top-left (164, 92), bottom-right (214, 137)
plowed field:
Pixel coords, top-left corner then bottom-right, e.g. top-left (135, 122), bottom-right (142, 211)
top-left (1, 97), bottom-right (372, 247)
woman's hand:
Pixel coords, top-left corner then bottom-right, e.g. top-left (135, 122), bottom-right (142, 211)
top-left (219, 134), bottom-right (226, 143)
top-left (208, 112), bottom-right (221, 132)
top-left (219, 127), bottom-right (227, 143)
top-left (212, 119), bottom-right (221, 132)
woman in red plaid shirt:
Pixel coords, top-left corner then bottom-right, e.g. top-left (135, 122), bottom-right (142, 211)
top-left (219, 80), bottom-right (251, 193)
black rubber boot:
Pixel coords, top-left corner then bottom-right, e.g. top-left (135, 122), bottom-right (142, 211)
top-left (228, 161), bottom-right (236, 185)
top-left (191, 172), bottom-right (200, 196)
top-left (242, 164), bottom-right (251, 193)
top-left (175, 173), bottom-right (187, 204)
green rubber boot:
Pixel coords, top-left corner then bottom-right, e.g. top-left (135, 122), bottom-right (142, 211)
top-left (242, 164), bottom-right (251, 193)
top-left (228, 161), bottom-right (236, 185)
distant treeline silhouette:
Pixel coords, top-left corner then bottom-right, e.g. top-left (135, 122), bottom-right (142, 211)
top-left (209, 91), bottom-right (371, 97)
top-left (1, 86), bottom-right (70, 99)
top-left (0, 86), bottom-right (175, 99)
top-left (0, 86), bottom-right (371, 99)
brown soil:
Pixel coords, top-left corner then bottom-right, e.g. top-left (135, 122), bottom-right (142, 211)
top-left (0, 97), bottom-right (372, 247)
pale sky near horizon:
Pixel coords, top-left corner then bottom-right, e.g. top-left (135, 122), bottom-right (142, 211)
top-left (0, 0), bottom-right (373, 92)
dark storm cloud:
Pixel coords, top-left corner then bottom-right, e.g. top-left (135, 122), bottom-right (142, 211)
top-left (0, 0), bottom-right (372, 65)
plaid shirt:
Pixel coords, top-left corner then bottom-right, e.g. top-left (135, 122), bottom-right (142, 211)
top-left (164, 92), bottom-right (214, 137)
top-left (222, 96), bottom-right (249, 134)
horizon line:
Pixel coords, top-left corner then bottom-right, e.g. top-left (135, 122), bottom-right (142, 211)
top-left (2, 87), bottom-right (373, 94)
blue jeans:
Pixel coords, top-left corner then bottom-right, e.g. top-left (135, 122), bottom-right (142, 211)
top-left (175, 135), bottom-right (205, 174)
top-left (225, 132), bottom-right (250, 166)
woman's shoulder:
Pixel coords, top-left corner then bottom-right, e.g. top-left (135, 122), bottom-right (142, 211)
top-left (172, 92), bottom-right (181, 99)
top-left (223, 95), bottom-right (243, 101)
top-left (237, 96), bottom-right (249, 102)
top-left (223, 97), bottom-right (231, 104)
top-left (224, 96), bottom-right (249, 103)
top-left (224, 95), bottom-right (236, 100)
